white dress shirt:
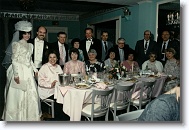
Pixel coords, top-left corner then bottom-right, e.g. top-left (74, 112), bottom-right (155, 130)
top-left (86, 41), bottom-right (91, 53)
top-left (34, 37), bottom-right (44, 68)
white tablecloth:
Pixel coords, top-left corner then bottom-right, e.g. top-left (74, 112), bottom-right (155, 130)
top-left (54, 76), bottom-right (167, 121)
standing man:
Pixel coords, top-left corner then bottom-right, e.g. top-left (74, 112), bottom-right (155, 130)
top-left (135, 30), bottom-right (156, 68)
top-left (29, 26), bottom-right (50, 70)
top-left (80, 28), bottom-right (101, 61)
top-left (49, 32), bottom-right (69, 69)
top-left (100, 31), bottom-right (113, 61)
top-left (156, 30), bottom-right (180, 66)
top-left (109, 38), bottom-right (133, 63)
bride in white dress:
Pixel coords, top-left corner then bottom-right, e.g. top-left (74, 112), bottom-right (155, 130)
top-left (2, 21), bottom-right (41, 121)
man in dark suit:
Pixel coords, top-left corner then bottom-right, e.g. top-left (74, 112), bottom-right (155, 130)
top-left (49, 32), bottom-right (69, 69)
top-left (156, 30), bottom-right (180, 66)
top-left (108, 38), bottom-right (133, 63)
top-left (135, 30), bottom-right (156, 68)
top-left (29, 26), bottom-right (50, 70)
top-left (79, 28), bottom-right (102, 61)
top-left (100, 31), bottom-right (113, 61)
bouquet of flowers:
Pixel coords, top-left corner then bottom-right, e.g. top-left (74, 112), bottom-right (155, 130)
top-left (105, 63), bottom-right (127, 79)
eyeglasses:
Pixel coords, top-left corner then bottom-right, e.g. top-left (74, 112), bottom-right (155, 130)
top-left (118, 42), bottom-right (124, 44)
top-left (150, 56), bottom-right (156, 58)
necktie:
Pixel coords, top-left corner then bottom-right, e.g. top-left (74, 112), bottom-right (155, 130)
top-left (162, 42), bottom-right (166, 53)
top-left (144, 41), bottom-right (148, 53)
top-left (59, 45), bottom-right (64, 65)
top-left (145, 41), bottom-right (148, 50)
top-left (104, 41), bottom-right (107, 53)
top-left (161, 42), bottom-right (166, 59)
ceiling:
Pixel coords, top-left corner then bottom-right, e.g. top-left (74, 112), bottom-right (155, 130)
top-left (0, 0), bottom-right (180, 16)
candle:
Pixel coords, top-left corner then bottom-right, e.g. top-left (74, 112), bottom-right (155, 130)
top-left (171, 13), bottom-right (174, 20)
top-left (131, 62), bottom-right (134, 72)
top-left (167, 14), bottom-right (169, 20)
top-left (176, 12), bottom-right (179, 19)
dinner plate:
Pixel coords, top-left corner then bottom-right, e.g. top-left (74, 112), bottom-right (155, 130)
top-left (88, 78), bottom-right (101, 84)
top-left (122, 77), bottom-right (132, 81)
top-left (103, 81), bottom-right (114, 86)
top-left (75, 83), bottom-right (91, 89)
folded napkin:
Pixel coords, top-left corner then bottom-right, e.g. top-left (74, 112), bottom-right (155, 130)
top-left (59, 86), bottom-right (73, 96)
top-left (95, 82), bottom-right (108, 89)
top-left (156, 72), bottom-right (167, 77)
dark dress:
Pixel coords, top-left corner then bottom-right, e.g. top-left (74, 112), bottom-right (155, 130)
top-left (85, 60), bottom-right (105, 73)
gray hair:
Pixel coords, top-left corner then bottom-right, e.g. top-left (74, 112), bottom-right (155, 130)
top-left (117, 38), bottom-right (125, 44)
top-left (88, 49), bottom-right (97, 56)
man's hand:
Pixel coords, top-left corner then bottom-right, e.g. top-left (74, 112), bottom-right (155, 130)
top-left (14, 77), bottom-right (20, 84)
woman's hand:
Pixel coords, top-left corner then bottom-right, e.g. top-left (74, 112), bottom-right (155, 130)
top-left (51, 80), bottom-right (58, 88)
top-left (165, 85), bottom-right (180, 101)
top-left (175, 86), bottom-right (180, 101)
top-left (14, 77), bottom-right (20, 84)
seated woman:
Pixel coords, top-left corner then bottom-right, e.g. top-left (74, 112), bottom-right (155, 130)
top-left (104, 50), bottom-right (118, 68)
top-left (69, 38), bottom-right (84, 61)
top-left (64, 48), bottom-right (86, 75)
top-left (142, 52), bottom-right (163, 73)
top-left (38, 50), bottom-right (69, 121)
top-left (85, 49), bottom-right (105, 73)
top-left (163, 48), bottom-right (180, 92)
top-left (121, 51), bottom-right (139, 71)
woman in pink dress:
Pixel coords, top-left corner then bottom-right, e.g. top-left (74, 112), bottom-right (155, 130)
top-left (63, 48), bottom-right (86, 75)
top-left (121, 51), bottom-right (139, 72)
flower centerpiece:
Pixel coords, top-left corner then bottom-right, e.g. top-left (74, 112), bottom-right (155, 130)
top-left (105, 62), bottom-right (127, 79)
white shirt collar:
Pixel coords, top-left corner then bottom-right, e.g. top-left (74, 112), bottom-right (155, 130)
top-left (58, 41), bottom-right (64, 46)
top-left (35, 37), bottom-right (44, 42)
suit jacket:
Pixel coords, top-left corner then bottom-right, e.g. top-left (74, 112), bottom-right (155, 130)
top-left (108, 44), bottom-right (133, 62)
top-left (135, 39), bottom-right (156, 67)
top-left (29, 38), bottom-right (50, 66)
top-left (79, 37), bottom-right (102, 61)
top-left (49, 41), bottom-right (69, 65)
top-left (156, 40), bottom-right (180, 62)
top-left (101, 41), bottom-right (113, 61)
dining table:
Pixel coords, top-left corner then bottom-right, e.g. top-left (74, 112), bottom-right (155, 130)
top-left (54, 75), bottom-right (167, 121)
top-left (54, 83), bottom-right (114, 121)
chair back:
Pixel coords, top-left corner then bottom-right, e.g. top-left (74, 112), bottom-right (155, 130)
top-left (41, 99), bottom-right (55, 118)
top-left (115, 109), bottom-right (144, 121)
top-left (138, 80), bottom-right (156, 109)
top-left (113, 83), bottom-right (135, 120)
top-left (91, 88), bottom-right (114, 121)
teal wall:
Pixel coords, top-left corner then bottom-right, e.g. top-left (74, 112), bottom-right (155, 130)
top-left (33, 20), bottom-right (80, 43)
top-left (31, 0), bottom-right (166, 49)
top-left (79, 0), bottom-right (165, 49)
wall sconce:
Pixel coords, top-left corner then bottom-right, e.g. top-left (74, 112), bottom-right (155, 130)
top-left (167, 11), bottom-right (180, 25)
top-left (122, 7), bottom-right (131, 20)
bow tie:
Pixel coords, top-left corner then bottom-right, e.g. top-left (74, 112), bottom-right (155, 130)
top-left (36, 39), bottom-right (43, 43)
top-left (87, 38), bottom-right (92, 41)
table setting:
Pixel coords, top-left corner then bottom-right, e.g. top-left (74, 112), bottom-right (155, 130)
top-left (54, 70), bottom-right (167, 121)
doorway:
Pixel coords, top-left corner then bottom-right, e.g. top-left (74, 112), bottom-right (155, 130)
top-left (94, 20), bottom-right (116, 44)
top-left (89, 16), bottom-right (121, 44)
top-left (156, 0), bottom-right (180, 42)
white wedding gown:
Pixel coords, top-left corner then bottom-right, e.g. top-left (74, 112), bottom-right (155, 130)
top-left (3, 40), bottom-right (41, 121)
